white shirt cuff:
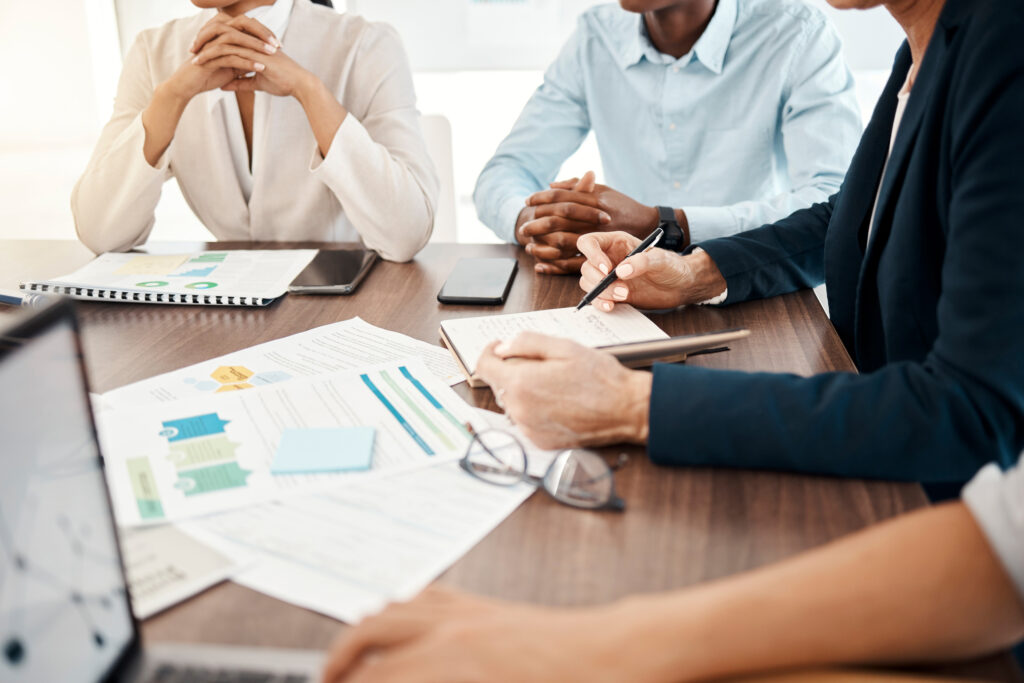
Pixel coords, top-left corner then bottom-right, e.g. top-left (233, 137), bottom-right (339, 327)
top-left (498, 194), bottom-right (530, 244)
top-left (681, 206), bottom-right (739, 243)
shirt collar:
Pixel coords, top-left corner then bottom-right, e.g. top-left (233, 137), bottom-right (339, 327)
top-left (207, 0), bottom-right (295, 112)
top-left (247, 0), bottom-right (294, 44)
top-left (619, 0), bottom-right (737, 75)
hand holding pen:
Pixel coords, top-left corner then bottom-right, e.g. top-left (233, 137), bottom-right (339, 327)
top-left (575, 228), bottom-right (665, 312)
top-left (575, 230), bottom-right (727, 313)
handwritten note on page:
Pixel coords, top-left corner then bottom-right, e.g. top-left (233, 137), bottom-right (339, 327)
top-left (440, 304), bottom-right (668, 375)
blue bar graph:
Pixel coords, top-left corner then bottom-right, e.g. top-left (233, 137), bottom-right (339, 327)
top-left (361, 373), bottom-right (434, 455)
top-left (399, 366), bottom-right (470, 437)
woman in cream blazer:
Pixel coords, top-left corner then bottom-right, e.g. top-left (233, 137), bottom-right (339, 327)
top-left (73, 0), bottom-right (439, 262)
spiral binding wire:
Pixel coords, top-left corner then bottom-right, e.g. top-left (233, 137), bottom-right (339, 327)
top-left (24, 284), bottom-right (267, 307)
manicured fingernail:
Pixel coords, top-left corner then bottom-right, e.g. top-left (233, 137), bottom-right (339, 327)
top-left (254, 62), bottom-right (265, 71)
top-left (494, 342), bottom-right (511, 356)
top-left (264, 43), bottom-right (277, 53)
top-left (617, 263), bottom-right (634, 277)
top-left (191, 56), bottom-right (200, 64)
top-left (599, 212), bottom-right (611, 224)
top-left (598, 263), bottom-right (609, 275)
top-left (270, 37), bottom-right (281, 48)
top-left (613, 286), bottom-right (628, 301)
top-left (602, 301), bottom-right (614, 311)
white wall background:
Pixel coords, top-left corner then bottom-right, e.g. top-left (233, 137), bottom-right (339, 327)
top-left (0, 0), bottom-right (903, 244)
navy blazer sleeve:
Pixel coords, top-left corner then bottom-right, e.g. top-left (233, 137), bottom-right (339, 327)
top-left (651, 10), bottom-right (1024, 484)
top-left (688, 196), bottom-right (834, 303)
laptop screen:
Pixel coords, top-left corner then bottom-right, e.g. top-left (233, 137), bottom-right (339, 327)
top-left (0, 313), bottom-right (135, 681)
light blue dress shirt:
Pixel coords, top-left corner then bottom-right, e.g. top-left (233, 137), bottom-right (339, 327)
top-left (474, 0), bottom-right (862, 244)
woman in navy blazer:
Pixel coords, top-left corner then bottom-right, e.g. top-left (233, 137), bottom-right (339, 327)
top-left (472, 0), bottom-right (1024, 491)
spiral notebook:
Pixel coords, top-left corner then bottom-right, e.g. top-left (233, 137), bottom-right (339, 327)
top-left (20, 250), bottom-right (318, 307)
top-left (439, 305), bottom-right (750, 388)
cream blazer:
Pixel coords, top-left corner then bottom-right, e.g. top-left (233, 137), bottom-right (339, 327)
top-left (72, 0), bottom-right (439, 262)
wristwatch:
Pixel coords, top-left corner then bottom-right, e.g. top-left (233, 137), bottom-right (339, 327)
top-left (655, 206), bottom-right (688, 252)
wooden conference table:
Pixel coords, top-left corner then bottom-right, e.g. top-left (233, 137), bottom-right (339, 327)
top-left (1, 240), bottom-right (1019, 681)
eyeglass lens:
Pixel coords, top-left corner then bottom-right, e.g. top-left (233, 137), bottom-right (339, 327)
top-left (462, 430), bottom-right (527, 486)
top-left (543, 449), bottom-right (616, 509)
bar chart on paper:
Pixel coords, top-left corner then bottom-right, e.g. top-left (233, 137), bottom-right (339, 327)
top-left (98, 360), bottom-right (480, 527)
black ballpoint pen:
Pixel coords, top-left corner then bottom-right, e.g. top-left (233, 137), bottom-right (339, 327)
top-left (575, 226), bottom-right (665, 311)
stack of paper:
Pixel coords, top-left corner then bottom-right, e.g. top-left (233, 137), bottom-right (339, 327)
top-left (100, 319), bottom-right (542, 621)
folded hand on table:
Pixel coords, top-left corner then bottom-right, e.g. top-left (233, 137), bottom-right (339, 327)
top-left (321, 586), bottom-right (631, 683)
top-left (474, 332), bottom-right (651, 450)
top-left (518, 171), bottom-right (664, 276)
top-left (577, 231), bottom-right (728, 312)
top-left (515, 171), bottom-right (611, 275)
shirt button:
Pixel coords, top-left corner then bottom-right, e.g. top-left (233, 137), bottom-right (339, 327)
top-left (669, 123), bottom-right (677, 131)
top-left (674, 181), bottom-right (681, 189)
top-left (672, 66), bottom-right (680, 73)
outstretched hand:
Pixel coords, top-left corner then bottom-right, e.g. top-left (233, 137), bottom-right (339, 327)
top-left (321, 585), bottom-right (635, 683)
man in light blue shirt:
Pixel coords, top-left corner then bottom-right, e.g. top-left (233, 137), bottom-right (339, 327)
top-left (474, 0), bottom-right (862, 274)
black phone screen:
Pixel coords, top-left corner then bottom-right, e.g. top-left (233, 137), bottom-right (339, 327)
top-left (288, 249), bottom-right (379, 294)
top-left (437, 257), bottom-right (518, 305)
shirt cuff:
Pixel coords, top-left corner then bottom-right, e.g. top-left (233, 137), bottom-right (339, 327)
top-left (962, 461), bottom-right (1024, 602)
top-left (681, 206), bottom-right (739, 243)
top-left (308, 113), bottom-right (365, 174)
top-left (495, 193), bottom-right (530, 244)
top-left (691, 248), bottom-right (728, 305)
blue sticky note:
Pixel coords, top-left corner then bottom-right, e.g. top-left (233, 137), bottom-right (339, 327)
top-left (271, 427), bottom-right (375, 475)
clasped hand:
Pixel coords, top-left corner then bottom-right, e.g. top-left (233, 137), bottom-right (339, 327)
top-left (167, 14), bottom-right (311, 102)
top-left (517, 171), bottom-right (661, 275)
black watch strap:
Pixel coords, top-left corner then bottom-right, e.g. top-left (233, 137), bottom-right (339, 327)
top-left (655, 206), bottom-right (686, 252)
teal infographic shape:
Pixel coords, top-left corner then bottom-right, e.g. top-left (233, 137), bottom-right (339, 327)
top-left (171, 267), bottom-right (216, 278)
top-left (160, 413), bottom-right (230, 442)
top-left (190, 253), bottom-right (227, 263)
top-left (184, 282), bottom-right (218, 290)
top-left (174, 462), bottom-right (252, 496)
top-left (167, 435), bottom-right (240, 470)
top-left (135, 281), bottom-right (168, 288)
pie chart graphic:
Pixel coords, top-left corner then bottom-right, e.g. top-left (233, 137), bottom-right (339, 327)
top-left (184, 282), bottom-right (218, 290)
top-left (135, 281), bottom-right (168, 288)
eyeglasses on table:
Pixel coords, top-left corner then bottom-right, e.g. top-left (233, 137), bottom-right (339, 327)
top-left (459, 424), bottom-right (627, 511)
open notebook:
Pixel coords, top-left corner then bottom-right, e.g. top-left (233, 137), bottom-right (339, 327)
top-left (440, 304), bottom-right (749, 388)
top-left (20, 250), bottom-right (317, 306)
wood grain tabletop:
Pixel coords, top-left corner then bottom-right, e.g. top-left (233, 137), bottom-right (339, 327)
top-left (0, 240), bottom-right (1017, 681)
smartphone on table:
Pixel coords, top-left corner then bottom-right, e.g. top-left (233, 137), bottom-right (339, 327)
top-left (437, 257), bottom-right (518, 305)
top-left (288, 249), bottom-right (379, 295)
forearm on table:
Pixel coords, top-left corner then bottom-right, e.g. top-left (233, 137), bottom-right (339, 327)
top-left (606, 501), bottom-right (1024, 683)
top-left (141, 82), bottom-right (190, 167)
top-left (295, 74), bottom-right (348, 158)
